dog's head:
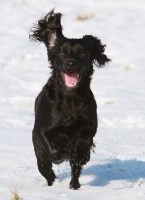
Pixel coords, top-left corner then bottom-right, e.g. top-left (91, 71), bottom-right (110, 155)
top-left (29, 9), bottom-right (110, 90)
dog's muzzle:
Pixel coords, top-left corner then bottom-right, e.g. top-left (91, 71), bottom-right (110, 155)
top-left (61, 60), bottom-right (82, 88)
top-left (64, 60), bottom-right (77, 73)
top-left (61, 72), bottom-right (81, 88)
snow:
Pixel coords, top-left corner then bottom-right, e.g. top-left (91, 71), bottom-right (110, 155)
top-left (0, 0), bottom-right (145, 199)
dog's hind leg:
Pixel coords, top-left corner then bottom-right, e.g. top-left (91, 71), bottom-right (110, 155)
top-left (37, 158), bottom-right (56, 186)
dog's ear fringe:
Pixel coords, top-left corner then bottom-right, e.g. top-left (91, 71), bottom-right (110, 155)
top-left (83, 35), bottom-right (111, 67)
top-left (29, 9), bottom-right (62, 44)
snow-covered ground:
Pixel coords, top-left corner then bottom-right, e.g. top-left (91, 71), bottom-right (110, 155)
top-left (0, 0), bottom-right (145, 199)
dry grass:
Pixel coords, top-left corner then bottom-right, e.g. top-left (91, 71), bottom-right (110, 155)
top-left (76, 12), bottom-right (94, 21)
top-left (124, 65), bottom-right (131, 70)
top-left (11, 190), bottom-right (22, 200)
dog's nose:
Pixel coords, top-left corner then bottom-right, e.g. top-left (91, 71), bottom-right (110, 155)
top-left (66, 61), bottom-right (75, 71)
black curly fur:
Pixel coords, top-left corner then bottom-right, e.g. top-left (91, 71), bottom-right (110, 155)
top-left (29, 9), bottom-right (62, 44)
top-left (83, 35), bottom-right (110, 67)
top-left (30, 9), bottom-right (110, 189)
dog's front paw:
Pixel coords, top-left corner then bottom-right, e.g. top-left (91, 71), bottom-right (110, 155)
top-left (69, 178), bottom-right (80, 190)
top-left (47, 170), bottom-right (56, 186)
top-left (47, 180), bottom-right (54, 186)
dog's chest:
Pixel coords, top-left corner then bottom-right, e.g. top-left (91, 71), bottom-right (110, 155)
top-left (52, 97), bottom-right (88, 127)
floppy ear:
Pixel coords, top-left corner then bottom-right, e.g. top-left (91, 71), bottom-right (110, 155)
top-left (29, 9), bottom-right (63, 49)
top-left (83, 35), bottom-right (110, 67)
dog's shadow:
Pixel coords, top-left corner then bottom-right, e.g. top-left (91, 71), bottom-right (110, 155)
top-left (57, 159), bottom-right (145, 186)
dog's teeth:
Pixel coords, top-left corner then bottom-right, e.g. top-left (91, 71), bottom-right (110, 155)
top-left (77, 74), bottom-right (79, 79)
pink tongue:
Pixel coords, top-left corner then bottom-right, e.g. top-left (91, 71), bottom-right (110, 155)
top-left (64, 73), bottom-right (78, 85)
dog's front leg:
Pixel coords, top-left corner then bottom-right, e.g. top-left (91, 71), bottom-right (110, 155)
top-left (69, 158), bottom-right (82, 189)
top-left (69, 139), bottom-right (92, 189)
top-left (69, 123), bottom-right (96, 190)
top-left (32, 129), bottom-right (56, 186)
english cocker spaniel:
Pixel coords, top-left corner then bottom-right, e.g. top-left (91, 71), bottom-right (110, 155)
top-left (29, 9), bottom-right (110, 189)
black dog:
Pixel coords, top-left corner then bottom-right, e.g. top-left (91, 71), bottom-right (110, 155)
top-left (29, 9), bottom-right (110, 189)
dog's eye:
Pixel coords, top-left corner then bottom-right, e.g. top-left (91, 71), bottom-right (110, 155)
top-left (78, 51), bottom-right (86, 58)
top-left (59, 51), bottom-right (66, 58)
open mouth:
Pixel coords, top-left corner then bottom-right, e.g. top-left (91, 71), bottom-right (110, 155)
top-left (61, 72), bottom-right (82, 88)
